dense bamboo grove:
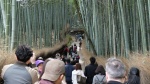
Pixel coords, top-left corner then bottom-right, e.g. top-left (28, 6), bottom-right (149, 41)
top-left (0, 0), bottom-right (76, 50)
top-left (77, 0), bottom-right (150, 57)
top-left (0, 0), bottom-right (149, 57)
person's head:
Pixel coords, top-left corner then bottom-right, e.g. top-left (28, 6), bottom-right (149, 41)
top-left (105, 57), bottom-right (126, 83)
top-left (71, 60), bottom-right (76, 65)
top-left (35, 60), bottom-right (44, 74)
top-left (127, 67), bottom-right (140, 84)
top-left (90, 57), bottom-right (96, 64)
top-left (56, 53), bottom-right (61, 59)
top-left (61, 55), bottom-right (64, 58)
top-left (75, 63), bottom-right (82, 70)
top-left (41, 58), bottom-right (65, 84)
top-left (129, 67), bottom-right (140, 77)
top-left (66, 58), bottom-right (71, 64)
top-left (95, 65), bottom-right (105, 75)
top-left (15, 45), bottom-right (33, 63)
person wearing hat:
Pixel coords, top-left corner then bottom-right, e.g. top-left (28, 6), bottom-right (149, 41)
top-left (1, 45), bottom-right (38, 84)
top-left (38, 58), bottom-right (65, 84)
top-left (35, 60), bottom-right (44, 76)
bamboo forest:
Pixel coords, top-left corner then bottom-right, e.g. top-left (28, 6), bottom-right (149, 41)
top-left (0, 0), bottom-right (149, 56)
top-left (0, 0), bottom-right (150, 84)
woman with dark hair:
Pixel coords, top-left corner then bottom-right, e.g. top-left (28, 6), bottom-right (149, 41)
top-left (127, 67), bottom-right (140, 84)
top-left (92, 65), bottom-right (106, 84)
top-left (72, 63), bottom-right (85, 84)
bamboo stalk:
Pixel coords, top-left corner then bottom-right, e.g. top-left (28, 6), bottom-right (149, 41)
top-left (137, 0), bottom-right (147, 53)
top-left (0, 0), bottom-right (7, 32)
top-left (10, 0), bottom-right (16, 51)
top-left (118, 0), bottom-right (129, 57)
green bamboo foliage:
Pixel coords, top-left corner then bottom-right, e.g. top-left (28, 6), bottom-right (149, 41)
top-left (148, 1), bottom-right (150, 51)
top-left (0, 0), bottom-right (6, 35)
top-left (0, 0), bottom-right (75, 50)
top-left (5, 0), bottom-right (11, 48)
top-left (118, 0), bottom-right (129, 56)
top-left (0, 0), bottom-right (9, 49)
top-left (77, 0), bottom-right (149, 57)
top-left (0, 0), bottom-right (149, 55)
top-left (137, 0), bottom-right (147, 54)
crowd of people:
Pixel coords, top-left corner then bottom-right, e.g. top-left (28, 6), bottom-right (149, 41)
top-left (62, 43), bottom-right (80, 63)
top-left (1, 44), bottom-right (140, 84)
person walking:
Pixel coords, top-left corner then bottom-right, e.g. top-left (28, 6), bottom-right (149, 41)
top-left (69, 45), bottom-right (73, 57)
top-left (92, 65), bottom-right (106, 84)
top-left (84, 57), bottom-right (98, 84)
top-left (63, 45), bottom-right (68, 58)
top-left (65, 58), bottom-right (74, 84)
top-left (72, 63), bottom-right (85, 84)
top-left (73, 44), bottom-right (77, 53)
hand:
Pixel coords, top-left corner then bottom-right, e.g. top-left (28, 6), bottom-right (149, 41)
top-left (30, 53), bottom-right (36, 64)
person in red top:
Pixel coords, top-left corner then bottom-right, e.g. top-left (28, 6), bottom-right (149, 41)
top-left (73, 44), bottom-right (77, 53)
top-left (69, 45), bottom-right (73, 57)
top-left (63, 45), bottom-right (68, 58)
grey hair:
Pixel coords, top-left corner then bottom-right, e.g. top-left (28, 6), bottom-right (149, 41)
top-left (106, 57), bottom-right (126, 79)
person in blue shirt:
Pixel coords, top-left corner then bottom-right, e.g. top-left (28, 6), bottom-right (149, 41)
top-left (65, 58), bottom-right (74, 84)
